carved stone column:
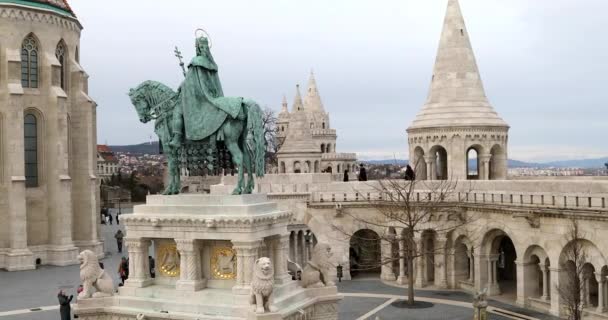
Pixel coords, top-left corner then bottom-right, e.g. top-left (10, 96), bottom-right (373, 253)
top-left (232, 240), bottom-right (261, 295)
top-left (596, 273), bottom-right (605, 313)
top-left (414, 238), bottom-right (426, 287)
top-left (479, 154), bottom-right (491, 180)
top-left (273, 235), bottom-right (292, 284)
top-left (487, 254), bottom-right (500, 295)
top-left (380, 238), bottom-right (396, 281)
top-left (175, 239), bottom-right (205, 291)
top-left (541, 265), bottom-right (550, 300)
top-left (424, 156), bottom-right (434, 181)
top-left (124, 238), bottom-right (152, 288)
top-left (397, 236), bottom-right (407, 285)
top-left (549, 267), bottom-right (561, 316)
top-left (467, 251), bottom-right (474, 282)
top-left (435, 238), bottom-right (448, 288)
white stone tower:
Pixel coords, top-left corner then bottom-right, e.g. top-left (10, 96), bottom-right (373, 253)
top-left (277, 72), bottom-right (357, 174)
top-left (407, 0), bottom-right (509, 181)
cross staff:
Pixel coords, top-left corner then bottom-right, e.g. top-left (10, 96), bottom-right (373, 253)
top-left (174, 46), bottom-right (186, 77)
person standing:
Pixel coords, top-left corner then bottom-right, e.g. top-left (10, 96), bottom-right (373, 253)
top-left (57, 290), bottom-right (73, 320)
top-left (114, 230), bottom-right (124, 253)
top-left (116, 211), bottom-right (120, 225)
top-left (118, 257), bottom-right (129, 285)
top-left (358, 164), bottom-right (367, 181)
top-left (404, 164), bottom-right (416, 181)
top-left (149, 255), bottom-right (156, 278)
top-left (343, 169), bottom-right (349, 182)
top-left (108, 213), bottom-right (113, 225)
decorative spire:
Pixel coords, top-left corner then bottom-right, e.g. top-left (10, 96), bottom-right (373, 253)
top-left (303, 70), bottom-right (325, 112)
top-left (281, 95), bottom-right (288, 113)
top-left (409, 0), bottom-right (508, 129)
top-left (292, 84), bottom-right (304, 112)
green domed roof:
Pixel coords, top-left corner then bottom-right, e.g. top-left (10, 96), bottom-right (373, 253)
top-left (0, 0), bottom-right (76, 17)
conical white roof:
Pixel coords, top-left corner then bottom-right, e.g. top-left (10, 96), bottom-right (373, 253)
top-left (292, 85), bottom-right (304, 112)
top-left (409, 0), bottom-right (508, 130)
top-left (303, 71), bottom-right (325, 112)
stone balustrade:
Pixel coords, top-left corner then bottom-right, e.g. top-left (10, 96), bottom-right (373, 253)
top-left (320, 153), bottom-right (357, 160)
top-left (310, 128), bottom-right (337, 136)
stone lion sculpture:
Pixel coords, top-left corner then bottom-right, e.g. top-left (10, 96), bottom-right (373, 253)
top-left (301, 243), bottom-right (335, 288)
top-left (250, 257), bottom-right (276, 314)
top-left (78, 250), bottom-right (115, 299)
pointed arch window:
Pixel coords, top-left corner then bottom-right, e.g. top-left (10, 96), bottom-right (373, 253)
top-left (24, 114), bottom-right (39, 187)
top-left (56, 41), bottom-right (67, 90)
top-left (21, 35), bottom-right (39, 88)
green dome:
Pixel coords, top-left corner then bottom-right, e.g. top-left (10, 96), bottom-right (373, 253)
top-left (0, 0), bottom-right (76, 17)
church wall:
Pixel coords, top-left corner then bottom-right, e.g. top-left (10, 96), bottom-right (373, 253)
top-left (0, 4), bottom-right (100, 269)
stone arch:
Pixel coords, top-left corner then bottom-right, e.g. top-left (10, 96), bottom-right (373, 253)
top-left (337, 164), bottom-right (341, 173)
top-left (452, 234), bottom-right (474, 288)
top-left (350, 229), bottom-right (381, 278)
top-left (559, 239), bottom-right (606, 274)
top-left (304, 161), bottom-right (311, 173)
top-left (429, 145), bottom-right (448, 180)
top-left (523, 245), bottom-right (551, 301)
top-left (320, 143), bottom-right (325, 153)
top-left (314, 160), bottom-right (319, 173)
top-left (279, 161), bottom-right (286, 174)
top-left (489, 144), bottom-right (507, 180)
top-left (293, 161), bottom-right (301, 174)
top-left (326, 143), bottom-right (331, 153)
top-left (480, 228), bottom-right (518, 297)
top-left (466, 144), bottom-right (483, 180)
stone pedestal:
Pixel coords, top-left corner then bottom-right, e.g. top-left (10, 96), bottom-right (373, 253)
top-left (74, 194), bottom-right (341, 320)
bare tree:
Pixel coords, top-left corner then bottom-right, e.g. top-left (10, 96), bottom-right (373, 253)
top-left (261, 107), bottom-right (281, 169)
top-left (558, 217), bottom-right (587, 320)
top-left (334, 166), bottom-right (478, 306)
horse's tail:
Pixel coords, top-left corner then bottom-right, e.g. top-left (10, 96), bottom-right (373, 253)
top-left (245, 101), bottom-right (266, 177)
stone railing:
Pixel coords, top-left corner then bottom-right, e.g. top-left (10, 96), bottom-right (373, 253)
top-left (311, 129), bottom-right (337, 136)
top-left (311, 189), bottom-right (608, 211)
top-left (321, 153), bottom-right (357, 160)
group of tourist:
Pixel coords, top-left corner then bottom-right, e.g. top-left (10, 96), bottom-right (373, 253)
top-left (100, 207), bottom-right (120, 225)
top-left (341, 163), bottom-right (416, 182)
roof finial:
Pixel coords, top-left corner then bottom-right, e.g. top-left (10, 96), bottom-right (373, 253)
top-left (293, 84), bottom-right (304, 112)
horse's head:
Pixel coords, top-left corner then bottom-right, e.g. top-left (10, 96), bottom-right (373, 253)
top-left (128, 84), bottom-right (153, 123)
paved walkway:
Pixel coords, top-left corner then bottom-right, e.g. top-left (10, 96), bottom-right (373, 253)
top-left (337, 279), bottom-right (560, 320)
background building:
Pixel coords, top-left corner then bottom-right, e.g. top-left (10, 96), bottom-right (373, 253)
top-left (0, 0), bottom-right (102, 271)
top-left (97, 144), bottom-right (119, 181)
top-left (277, 72), bottom-right (357, 174)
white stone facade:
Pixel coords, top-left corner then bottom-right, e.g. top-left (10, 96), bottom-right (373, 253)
top-left (277, 72), bottom-right (357, 175)
top-left (0, 0), bottom-right (102, 271)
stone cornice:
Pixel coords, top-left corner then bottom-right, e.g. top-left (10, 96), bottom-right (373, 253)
top-left (0, 5), bottom-right (81, 31)
top-left (407, 126), bottom-right (509, 135)
top-left (122, 211), bottom-right (293, 228)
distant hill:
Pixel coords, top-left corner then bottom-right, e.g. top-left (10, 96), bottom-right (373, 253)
top-left (542, 157), bottom-right (608, 169)
top-left (109, 141), bottom-right (160, 155)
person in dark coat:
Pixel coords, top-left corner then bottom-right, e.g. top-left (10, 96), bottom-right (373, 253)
top-left (114, 230), bottom-right (124, 253)
top-left (358, 164), bottom-right (367, 181)
top-left (149, 255), bottom-right (156, 278)
top-left (118, 257), bottom-right (129, 285)
top-left (343, 170), bottom-right (349, 182)
top-left (404, 164), bottom-right (416, 181)
top-left (57, 290), bottom-right (73, 320)
top-left (108, 213), bottom-right (113, 225)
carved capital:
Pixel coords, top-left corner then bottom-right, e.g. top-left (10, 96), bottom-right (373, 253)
top-left (175, 239), bottom-right (196, 252)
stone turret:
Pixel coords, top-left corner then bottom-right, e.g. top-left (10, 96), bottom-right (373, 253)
top-left (407, 0), bottom-right (509, 181)
top-left (276, 73), bottom-right (357, 174)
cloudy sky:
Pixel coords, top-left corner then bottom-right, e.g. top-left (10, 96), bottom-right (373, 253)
top-left (70, 0), bottom-right (608, 162)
